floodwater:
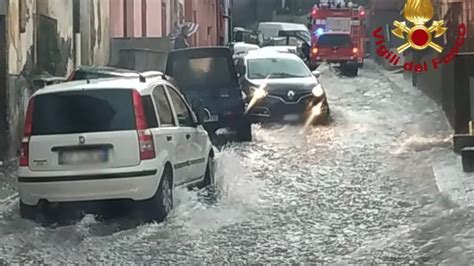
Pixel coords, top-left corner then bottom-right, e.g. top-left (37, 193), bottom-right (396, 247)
top-left (1, 62), bottom-right (474, 264)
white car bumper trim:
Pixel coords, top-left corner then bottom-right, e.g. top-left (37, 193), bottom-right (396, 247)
top-left (18, 169), bottom-right (158, 183)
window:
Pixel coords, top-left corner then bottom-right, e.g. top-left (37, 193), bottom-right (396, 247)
top-left (317, 34), bottom-right (353, 48)
top-left (123, 0), bottom-right (128, 37)
top-left (166, 86), bottom-right (194, 126)
top-left (171, 56), bottom-right (232, 89)
top-left (178, 3), bottom-right (184, 23)
top-left (152, 86), bottom-right (175, 126)
top-left (19, 0), bottom-right (27, 33)
top-left (161, 2), bottom-right (167, 37)
top-left (142, 0), bottom-right (147, 37)
top-left (142, 95), bottom-right (158, 128)
top-left (32, 89), bottom-right (136, 135)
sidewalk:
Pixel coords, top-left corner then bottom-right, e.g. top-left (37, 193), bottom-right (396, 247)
top-left (381, 66), bottom-right (474, 207)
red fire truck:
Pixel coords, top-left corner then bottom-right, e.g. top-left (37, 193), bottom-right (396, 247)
top-left (308, 3), bottom-right (366, 75)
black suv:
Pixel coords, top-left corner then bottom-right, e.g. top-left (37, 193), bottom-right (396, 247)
top-left (165, 47), bottom-right (252, 142)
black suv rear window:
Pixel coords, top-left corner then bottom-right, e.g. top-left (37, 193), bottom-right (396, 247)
top-left (32, 89), bottom-right (136, 135)
top-left (317, 34), bottom-right (353, 48)
top-left (171, 56), bottom-right (232, 88)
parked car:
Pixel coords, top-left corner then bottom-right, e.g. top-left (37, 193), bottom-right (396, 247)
top-left (235, 50), bottom-right (330, 125)
top-left (66, 66), bottom-right (162, 81)
top-left (18, 75), bottom-right (215, 223)
top-left (165, 47), bottom-right (252, 142)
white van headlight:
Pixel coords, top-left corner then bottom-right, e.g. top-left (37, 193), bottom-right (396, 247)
top-left (312, 84), bottom-right (325, 97)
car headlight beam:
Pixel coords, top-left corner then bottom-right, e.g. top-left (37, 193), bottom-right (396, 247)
top-left (249, 86), bottom-right (258, 95)
top-left (312, 84), bottom-right (325, 97)
top-left (253, 87), bottom-right (268, 99)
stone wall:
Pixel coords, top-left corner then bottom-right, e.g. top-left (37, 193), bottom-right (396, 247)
top-left (1, 0), bottom-right (110, 162)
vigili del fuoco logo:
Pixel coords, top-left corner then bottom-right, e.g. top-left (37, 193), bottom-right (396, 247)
top-left (373, 0), bottom-right (466, 73)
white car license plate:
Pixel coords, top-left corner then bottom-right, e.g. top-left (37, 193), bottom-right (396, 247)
top-left (205, 115), bottom-right (219, 122)
top-left (283, 114), bottom-right (300, 121)
top-left (59, 150), bottom-right (107, 165)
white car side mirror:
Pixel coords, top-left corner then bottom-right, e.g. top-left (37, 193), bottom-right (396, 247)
top-left (312, 70), bottom-right (321, 78)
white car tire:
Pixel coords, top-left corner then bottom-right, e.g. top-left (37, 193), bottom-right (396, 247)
top-left (142, 166), bottom-right (174, 223)
top-left (199, 155), bottom-right (216, 189)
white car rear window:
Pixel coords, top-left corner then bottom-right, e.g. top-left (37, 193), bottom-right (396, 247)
top-left (32, 89), bottom-right (136, 135)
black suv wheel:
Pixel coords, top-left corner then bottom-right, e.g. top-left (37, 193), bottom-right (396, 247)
top-left (235, 120), bottom-right (252, 142)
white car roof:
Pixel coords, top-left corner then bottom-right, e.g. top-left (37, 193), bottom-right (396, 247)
top-left (258, 22), bottom-right (308, 31)
top-left (33, 77), bottom-right (163, 96)
top-left (245, 50), bottom-right (301, 60)
top-left (233, 42), bottom-right (260, 54)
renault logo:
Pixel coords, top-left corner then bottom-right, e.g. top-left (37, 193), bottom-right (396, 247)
top-left (78, 136), bottom-right (86, 144)
top-left (288, 90), bottom-right (295, 100)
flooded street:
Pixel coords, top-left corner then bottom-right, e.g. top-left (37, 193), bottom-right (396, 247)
top-left (1, 62), bottom-right (474, 264)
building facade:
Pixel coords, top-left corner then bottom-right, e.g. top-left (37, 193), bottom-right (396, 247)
top-left (110, 0), bottom-right (186, 38)
top-left (400, 0), bottom-right (474, 134)
top-left (185, 0), bottom-right (223, 46)
top-left (435, 0), bottom-right (474, 52)
top-left (110, 0), bottom-right (223, 46)
top-left (0, 0), bottom-right (110, 162)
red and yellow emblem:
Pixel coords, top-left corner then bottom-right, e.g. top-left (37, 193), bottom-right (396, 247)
top-left (392, 0), bottom-right (447, 53)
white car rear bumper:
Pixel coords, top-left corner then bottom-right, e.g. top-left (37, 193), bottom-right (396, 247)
top-left (17, 166), bottom-right (163, 206)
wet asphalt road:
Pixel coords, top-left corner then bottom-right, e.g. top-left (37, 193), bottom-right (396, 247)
top-left (1, 62), bottom-right (474, 264)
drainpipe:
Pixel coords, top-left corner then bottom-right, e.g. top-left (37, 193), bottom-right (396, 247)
top-left (74, 33), bottom-right (81, 67)
top-left (223, 0), bottom-right (231, 44)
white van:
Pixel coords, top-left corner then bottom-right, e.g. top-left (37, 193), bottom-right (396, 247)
top-left (257, 22), bottom-right (311, 44)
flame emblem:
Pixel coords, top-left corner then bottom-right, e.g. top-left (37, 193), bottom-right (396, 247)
top-left (392, 0), bottom-right (447, 53)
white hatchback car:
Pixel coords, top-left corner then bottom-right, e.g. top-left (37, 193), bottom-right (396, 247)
top-left (17, 74), bottom-right (215, 223)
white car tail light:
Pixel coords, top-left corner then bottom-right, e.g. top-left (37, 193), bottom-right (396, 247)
top-left (132, 90), bottom-right (156, 160)
top-left (20, 97), bottom-right (35, 167)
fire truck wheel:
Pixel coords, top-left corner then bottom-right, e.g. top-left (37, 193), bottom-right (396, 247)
top-left (343, 64), bottom-right (358, 77)
top-left (350, 66), bottom-right (359, 77)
